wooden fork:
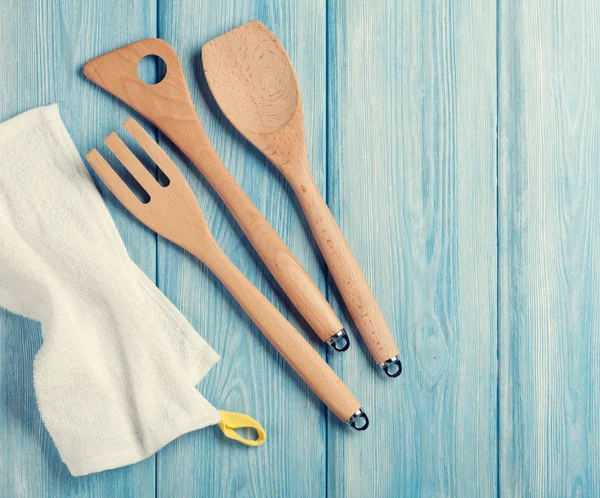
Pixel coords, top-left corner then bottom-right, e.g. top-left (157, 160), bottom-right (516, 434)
top-left (86, 118), bottom-right (368, 429)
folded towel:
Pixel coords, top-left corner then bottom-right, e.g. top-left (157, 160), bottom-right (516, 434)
top-left (0, 105), bottom-right (261, 476)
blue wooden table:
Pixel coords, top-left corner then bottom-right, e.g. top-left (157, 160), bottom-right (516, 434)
top-left (1, 0), bottom-right (599, 496)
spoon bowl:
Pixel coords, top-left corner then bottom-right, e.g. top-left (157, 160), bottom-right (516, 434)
top-left (203, 21), bottom-right (308, 177)
top-left (203, 21), bottom-right (300, 137)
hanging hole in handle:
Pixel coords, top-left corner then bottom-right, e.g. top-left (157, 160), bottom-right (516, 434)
top-left (137, 54), bottom-right (167, 85)
top-left (326, 329), bottom-right (350, 352)
top-left (380, 356), bottom-right (402, 378)
top-left (347, 409), bottom-right (369, 431)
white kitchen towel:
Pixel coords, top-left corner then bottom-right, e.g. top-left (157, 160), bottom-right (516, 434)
top-left (0, 105), bottom-right (236, 476)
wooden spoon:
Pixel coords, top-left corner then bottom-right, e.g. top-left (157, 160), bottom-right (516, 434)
top-left (83, 38), bottom-right (350, 352)
top-left (202, 21), bottom-right (401, 376)
top-left (86, 118), bottom-right (368, 429)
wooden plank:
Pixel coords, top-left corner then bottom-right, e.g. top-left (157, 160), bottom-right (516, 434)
top-left (156, 1), bottom-right (327, 497)
top-left (499, 1), bottom-right (600, 496)
top-left (0, 0), bottom-right (157, 495)
top-left (327, 0), bottom-right (498, 496)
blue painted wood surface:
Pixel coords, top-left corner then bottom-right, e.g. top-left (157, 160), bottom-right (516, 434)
top-left (499, 1), bottom-right (600, 496)
top-left (0, 0), bottom-right (598, 496)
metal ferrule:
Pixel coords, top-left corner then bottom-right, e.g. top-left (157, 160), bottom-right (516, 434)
top-left (346, 409), bottom-right (369, 431)
top-left (379, 356), bottom-right (402, 378)
top-left (325, 328), bottom-right (350, 352)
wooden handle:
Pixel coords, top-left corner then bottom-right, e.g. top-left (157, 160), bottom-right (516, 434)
top-left (83, 39), bottom-right (344, 344)
top-left (194, 239), bottom-right (362, 423)
top-left (186, 141), bottom-right (345, 345)
top-left (292, 168), bottom-right (400, 366)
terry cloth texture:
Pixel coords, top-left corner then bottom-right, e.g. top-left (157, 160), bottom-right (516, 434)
top-left (0, 105), bottom-right (221, 476)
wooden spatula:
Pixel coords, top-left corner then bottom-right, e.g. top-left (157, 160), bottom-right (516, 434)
top-left (86, 118), bottom-right (368, 429)
top-left (83, 39), bottom-right (349, 353)
top-left (202, 21), bottom-right (402, 377)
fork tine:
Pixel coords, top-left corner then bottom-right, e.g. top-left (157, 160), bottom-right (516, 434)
top-left (86, 149), bottom-right (147, 213)
top-left (104, 132), bottom-right (159, 193)
top-left (122, 118), bottom-right (182, 182)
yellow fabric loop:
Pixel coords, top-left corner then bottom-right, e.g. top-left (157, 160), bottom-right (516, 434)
top-left (217, 411), bottom-right (266, 447)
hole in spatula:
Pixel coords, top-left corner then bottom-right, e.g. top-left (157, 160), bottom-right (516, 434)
top-left (137, 54), bottom-right (167, 85)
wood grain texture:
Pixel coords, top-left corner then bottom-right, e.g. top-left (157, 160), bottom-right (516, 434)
top-left (499, 0), bottom-right (600, 496)
top-left (326, 0), bottom-right (498, 496)
top-left (155, 1), bottom-right (329, 497)
top-left (0, 0), bottom-right (157, 496)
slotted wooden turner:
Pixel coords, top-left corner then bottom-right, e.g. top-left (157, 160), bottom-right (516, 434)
top-left (83, 39), bottom-right (349, 353)
top-left (86, 118), bottom-right (368, 429)
top-left (202, 21), bottom-right (401, 376)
